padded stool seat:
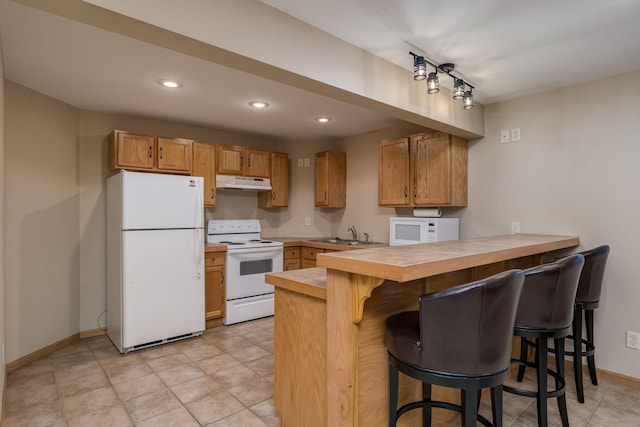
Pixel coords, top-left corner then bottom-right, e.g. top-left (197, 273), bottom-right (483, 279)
top-left (504, 254), bottom-right (584, 427)
top-left (386, 269), bottom-right (525, 427)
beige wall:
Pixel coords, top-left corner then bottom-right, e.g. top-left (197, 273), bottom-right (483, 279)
top-left (0, 32), bottom-right (6, 402)
top-left (464, 69), bottom-right (640, 379)
top-left (5, 82), bottom-right (80, 362)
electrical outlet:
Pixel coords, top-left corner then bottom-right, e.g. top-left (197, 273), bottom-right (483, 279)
top-left (304, 217), bottom-right (311, 226)
top-left (500, 130), bottom-right (509, 143)
top-left (297, 158), bottom-right (303, 167)
top-left (304, 158), bottom-right (310, 167)
top-left (626, 331), bottom-right (640, 350)
top-left (511, 221), bottom-right (520, 234)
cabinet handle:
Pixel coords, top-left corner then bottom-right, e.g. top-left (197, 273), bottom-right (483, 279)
top-left (404, 186), bottom-right (408, 198)
top-left (414, 186), bottom-right (417, 198)
top-left (240, 155), bottom-right (243, 167)
top-left (211, 188), bottom-right (215, 200)
top-left (324, 190), bottom-right (327, 201)
top-left (159, 146), bottom-right (163, 159)
top-left (248, 157), bottom-right (251, 167)
top-left (149, 146), bottom-right (153, 158)
top-left (221, 271), bottom-right (224, 284)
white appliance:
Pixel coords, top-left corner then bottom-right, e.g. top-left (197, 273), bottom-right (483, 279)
top-left (207, 219), bottom-right (283, 325)
top-left (106, 170), bottom-right (205, 353)
top-left (389, 217), bottom-right (459, 246)
top-left (216, 174), bottom-right (272, 190)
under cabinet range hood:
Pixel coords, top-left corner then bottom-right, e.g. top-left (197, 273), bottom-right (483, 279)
top-left (216, 174), bottom-right (272, 191)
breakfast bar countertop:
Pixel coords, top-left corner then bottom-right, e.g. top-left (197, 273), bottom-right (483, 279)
top-left (314, 233), bottom-right (579, 282)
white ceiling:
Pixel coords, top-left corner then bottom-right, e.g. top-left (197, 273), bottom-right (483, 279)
top-left (1, 0), bottom-right (639, 141)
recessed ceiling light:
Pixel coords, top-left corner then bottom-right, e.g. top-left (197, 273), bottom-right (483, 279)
top-left (160, 79), bottom-right (182, 88)
top-left (315, 117), bottom-right (332, 123)
top-left (249, 101), bottom-right (269, 108)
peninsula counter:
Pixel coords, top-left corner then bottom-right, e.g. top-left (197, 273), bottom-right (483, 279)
top-left (265, 234), bottom-right (579, 426)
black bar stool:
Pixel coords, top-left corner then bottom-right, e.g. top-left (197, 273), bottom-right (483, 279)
top-left (568, 245), bottom-right (610, 403)
top-left (504, 254), bottom-right (584, 427)
top-left (385, 269), bottom-right (525, 427)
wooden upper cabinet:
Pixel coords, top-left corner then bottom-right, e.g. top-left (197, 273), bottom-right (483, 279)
top-left (109, 130), bottom-right (193, 175)
top-left (258, 151), bottom-right (289, 208)
top-left (246, 149), bottom-right (270, 178)
top-left (109, 131), bottom-right (155, 170)
top-left (157, 137), bottom-right (193, 173)
top-left (192, 142), bottom-right (216, 206)
top-left (217, 145), bottom-right (270, 177)
top-left (378, 138), bottom-right (411, 205)
top-left (378, 131), bottom-right (467, 207)
top-left (217, 144), bottom-right (245, 175)
top-left (412, 133), bottom-right (451, 205)
top-left (315, 151), bottom-right (346, 208)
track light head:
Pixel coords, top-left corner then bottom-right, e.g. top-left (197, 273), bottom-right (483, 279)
top-left (453, 79), bottom-right (465, 100)
top-left (413, 55), bottom-right (427, 81)
top-left (463, 90), bottom-right (475, 110)
top-left (427, 72), bottom-right (439, 94)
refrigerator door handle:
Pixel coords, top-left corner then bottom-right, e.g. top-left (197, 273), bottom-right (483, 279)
top-left (195, 229), bottom-right (203, 279)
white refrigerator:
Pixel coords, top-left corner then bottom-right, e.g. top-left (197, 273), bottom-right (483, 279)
top-left (106, 170), bottom-right (205, 353)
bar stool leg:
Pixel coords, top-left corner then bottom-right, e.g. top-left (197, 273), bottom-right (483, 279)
top-left (585, 308), bottom-right (598, 385)
top-left (573, 304), bottom-right (585, 403)
top-left (517, 337), bottom-right (528, 382)
top-left (491, 385), bottom-right (503, 427)
top-left (423, 382), bottom-right (432, 426)
top-left (536, 338), bottom-right (549, 427)
top-left (389, 363), bottom-right (399, 427)
top-left (555, 338), bottom-right (570, 427)
top-left (462, 387), bottom-right (480, 427)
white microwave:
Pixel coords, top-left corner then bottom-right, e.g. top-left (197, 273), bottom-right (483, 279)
top-left (389, 217), bottom-right (459, 246)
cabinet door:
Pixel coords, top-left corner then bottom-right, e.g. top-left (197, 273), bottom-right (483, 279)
top-left (315, 151), bottom-right (346, 208)
top-left (157, 137), bottom-right (193, 173)
top-left (284, 259), bottom-right (301, 271)
top-left (259, 152), bottom-right (289, 208)
top-left (378, 138), bottom-right (410, 205)
top-left (315, 152), bottom-right (329, 206)
top-left (246, 149), bottom-right (270, 178)
top-left (411, 133), bottom-right (451, 205)
top-left (217, 144), bottom-right (245, 175)
top-left (111, 131), bottom-right (155, 170)
top-left (205, 265), bottom-right (225, 320)
top-left (193, 142), bottom-right (216, 206)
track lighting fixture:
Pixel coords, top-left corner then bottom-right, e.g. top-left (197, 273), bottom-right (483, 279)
top-left (409, 52), bottom-right (475, 110)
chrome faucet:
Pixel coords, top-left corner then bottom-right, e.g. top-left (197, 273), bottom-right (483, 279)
top-left (347, 225), bottom-right (358, 241)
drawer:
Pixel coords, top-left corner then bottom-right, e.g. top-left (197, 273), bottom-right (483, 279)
top-left (301, 247), bottom-right (324, 260)
top-left (205, 251), bottom-right (225, 267)
top-left (284, 259), bottom-right (301, 271)
top-left (284, 247), bottom-right (301, 260)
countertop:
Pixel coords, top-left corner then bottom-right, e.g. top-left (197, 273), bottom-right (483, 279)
top-left (314, 233), bottom-right (579, 282)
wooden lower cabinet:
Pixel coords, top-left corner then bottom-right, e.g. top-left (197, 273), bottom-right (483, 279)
top-left (205, 251), bottom-right (226, 327)
top-left (283, 246), bottom-right (301, 271)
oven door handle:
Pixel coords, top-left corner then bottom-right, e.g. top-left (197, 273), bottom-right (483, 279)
top-left (227, 247), bottom-right (283, 255)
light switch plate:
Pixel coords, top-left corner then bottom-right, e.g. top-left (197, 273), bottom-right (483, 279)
top-left (512, 128), bottom-right (521, 141)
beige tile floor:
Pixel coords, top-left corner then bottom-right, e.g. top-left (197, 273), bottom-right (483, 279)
top-left (3, 316), bottom-right (640, 426)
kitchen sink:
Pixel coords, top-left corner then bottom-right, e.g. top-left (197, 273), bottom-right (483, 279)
top-left (308, 238), bottom-right (379, 246)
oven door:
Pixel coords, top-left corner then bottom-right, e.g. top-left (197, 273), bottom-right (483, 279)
top-left (226, 246), bottom-right (283, 300)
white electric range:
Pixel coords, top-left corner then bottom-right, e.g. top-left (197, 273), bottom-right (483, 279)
top-left (206, 219), bottom-right (283, 325)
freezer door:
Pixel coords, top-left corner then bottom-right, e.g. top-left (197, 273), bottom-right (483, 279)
top-left (121, 229), bottom-right (205, 349)
top-left (121, 171), bottom-right (204, 230)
